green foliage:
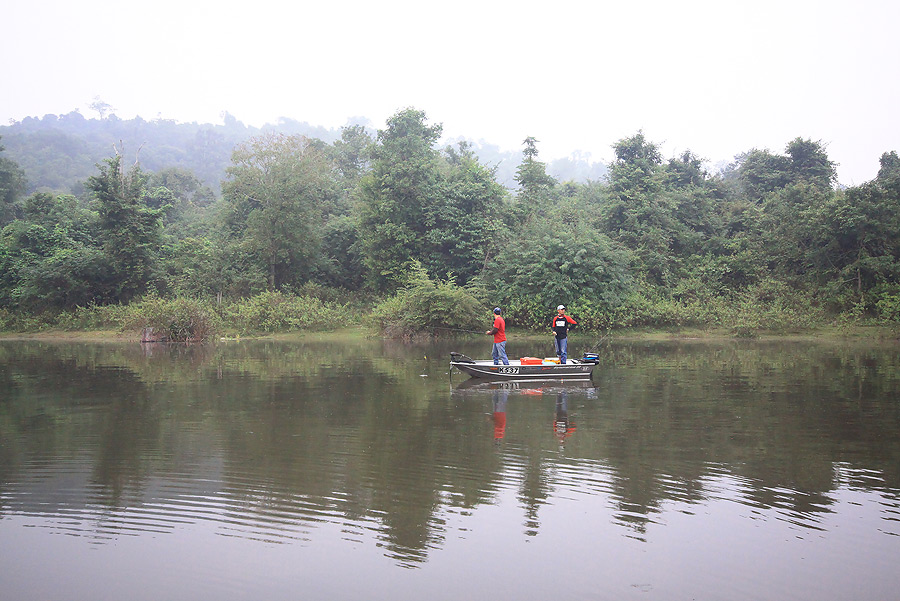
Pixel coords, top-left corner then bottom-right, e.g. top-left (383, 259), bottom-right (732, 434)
top-left (222, 132), bottom-right (337, 291)
top-left (357, 108), bottom-right (444, 291)
top-left (15, 245), bottom-right (114, 310)
top-left (123, 296), bottom-right (222, 342)
top-left (724, 279), bottom-right (822, 336)
top-left (223, 290), bottom-right (349, 335)
top-left (357, 110), bottom-right (507, 291)
top-left (86, 155), bottom-right (164, 302)
top-left (605, 287), bottom-right (725, 330)
top-left (607, 131), bottom-right (664, 199)
top-left (146, 167), bottom-right (216, 208)
top-left (735, 139), bottom-right (835, 203)
top-left (0, 136), bottom-right (27, 226)
top-left (331, 124), bottom-right (373, 185)
top-left (761, 182), bottom-right (833, 280)
top-left (0, 290), bottom-right (356, 337)
top-left (426, 143), bottom-right (507, 284)
top-left (602, 132), bottom-right (685, 287)
top-left (578, 279), bottom-right (821, 336)
top-left (0, 111), bottom-right (303, 195)
top-left (514, 136), bottom-right (557, 218)
top-left (166, 236), bottom-right (226, 298)
top-left (735, 149), bottom-right (792, 201)
top-left (0, 301), bottom-right (128, 332)
top-left (369, 264), bottom-right (485, 338)
top-left (811, 174), bottom-right (900, 312)
top-left (3, 116), bottom-right (900, 338)
top-left (476, 210), bottom-right (633, 326)
top-left (0, 193), bottom-right (115, 310)
top-left (2, 112), bottom-right (607, 197)
top-left (785, 138), bottom-right (837, 188)
top-left (315, 215), bottom-right (366, 290)
top-left (59, 303), bottom-right (131, 330)
top-left (871, 283), bottom-right (900, 322)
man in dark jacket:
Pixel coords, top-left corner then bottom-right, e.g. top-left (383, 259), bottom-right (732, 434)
top-left (550, 305), bottom-right (577, 364)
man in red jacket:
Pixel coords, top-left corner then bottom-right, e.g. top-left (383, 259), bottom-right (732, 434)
top-left (550, 304), bottom-right (577, 364)
top-left (486, 307), bottom-right (509, 365)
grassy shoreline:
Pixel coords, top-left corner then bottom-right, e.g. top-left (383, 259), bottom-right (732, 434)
top-left (3, 324), bottom-right (899, 344)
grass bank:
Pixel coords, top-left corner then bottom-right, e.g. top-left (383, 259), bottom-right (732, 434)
top-left (2, 289), bottom-right (900, 344)
top-left (4, 324), bottom-right (900, 345)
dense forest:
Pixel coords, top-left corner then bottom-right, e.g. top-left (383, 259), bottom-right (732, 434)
top-left (1, 107), bottom-right (899, 339)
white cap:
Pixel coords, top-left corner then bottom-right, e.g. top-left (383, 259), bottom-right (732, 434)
top-left (557, 305), bottom-right (565, 310)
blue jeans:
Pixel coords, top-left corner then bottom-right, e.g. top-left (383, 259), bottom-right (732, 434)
top-left (554, 337), bottom-right (568, 364)
top-left (492, 341), bottom-right (509, 365)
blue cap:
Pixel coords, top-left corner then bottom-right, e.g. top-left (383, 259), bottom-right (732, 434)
top-left (493, 307), bottom-right (502, 314)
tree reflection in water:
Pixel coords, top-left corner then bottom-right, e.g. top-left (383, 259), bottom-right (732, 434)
top-left (1, 337), bottom-right (899, 567)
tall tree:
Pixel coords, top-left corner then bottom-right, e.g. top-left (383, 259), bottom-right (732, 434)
top-left (0, 136), bottom-right (27, 226)
top-left (86, 155), bottom-right (163, 302)
top-left (310, 125), bottom-right (375, 290)
top-left (602, 132), bottom-right (680, 287)
top-left (425, 142), bottom-right (507, 285)
top-left (514, 136), bottom-right (556, 219)
top-left (876, 150), bottom-right (900, 188)
top-left (607, 131), bottom-right (664, 200)
top-left (0, 191), bottom-right (114, 310)
top-left (752, 140), bottom-right (837, 283)
top-left (357, 108), bottom-right (443, 291)
top-left (332, 124), bottom-right (373, 186)
top-left (736, 138), bottom-right (835, 203)
top-left (816, 151), bottom-right (900, 307)
top-left (785, 138), bottom-right (836, 189)
top-left (734, 149), bottom-right (791, 202)
top-left (89, 96), bottom-right (115, 119)
top-left (222, 132), bottom-right (335, 291)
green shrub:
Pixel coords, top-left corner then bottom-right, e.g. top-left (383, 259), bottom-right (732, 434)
top-left (51, 304), bottom-right (128, 331)
top-left (370, 265), bottom-right (485, 338)
top-left (724, 279), bottom-right (820, 334)
top-left (871, 283), bottom-right (900, 323)
top-left (223, 290), bottom-right (348, 335)
top-left (605, 288), bottom-right (723, 330)
top-left (124, 297), bottom-right (222, 342)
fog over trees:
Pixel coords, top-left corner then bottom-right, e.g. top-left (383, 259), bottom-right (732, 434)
top-left (0, 110), bottom-right (606, 195)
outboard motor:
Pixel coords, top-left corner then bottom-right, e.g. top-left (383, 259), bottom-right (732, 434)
top-left (450, 352), bottom-right (475, 363)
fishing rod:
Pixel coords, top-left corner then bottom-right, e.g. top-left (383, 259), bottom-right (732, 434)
top-left (430, 326), bottom-right (484, 334)
top-left (584, 327), bottom-right (613, 353)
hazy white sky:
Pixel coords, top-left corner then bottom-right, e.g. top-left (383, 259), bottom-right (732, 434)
top-left (3, 0), bottom-right (898, 185)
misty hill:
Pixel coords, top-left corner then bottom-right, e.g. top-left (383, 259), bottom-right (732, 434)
top-left (0, 112), bottom-right (607, 195)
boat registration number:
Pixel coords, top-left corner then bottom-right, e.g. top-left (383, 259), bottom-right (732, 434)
top-left (496, 366), bottom-right (520, 374)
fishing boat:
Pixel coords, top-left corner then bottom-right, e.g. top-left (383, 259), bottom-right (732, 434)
top-left (450, 352), bottom-right (598, 380)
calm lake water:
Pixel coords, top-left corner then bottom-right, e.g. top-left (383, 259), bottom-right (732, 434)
top-left (1, 335), bottom-right (899, 601)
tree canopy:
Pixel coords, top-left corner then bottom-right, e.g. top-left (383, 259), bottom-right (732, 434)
top-left (2, 109), bottom-right (899, 332)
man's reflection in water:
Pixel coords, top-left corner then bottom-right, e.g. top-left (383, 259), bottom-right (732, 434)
top-left (492, 389), bottom-right (509, 442)
top-left (554, 390), bottom-right (576, 444)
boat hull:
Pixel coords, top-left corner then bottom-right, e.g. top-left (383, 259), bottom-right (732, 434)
top-left (450, 359), bottom-right (595, 380)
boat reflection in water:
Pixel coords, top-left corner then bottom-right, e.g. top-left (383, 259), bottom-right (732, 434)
top-left (452, 377), bottom-right (597, 447)
top-left (451, 377), bottom-right (599, 392)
